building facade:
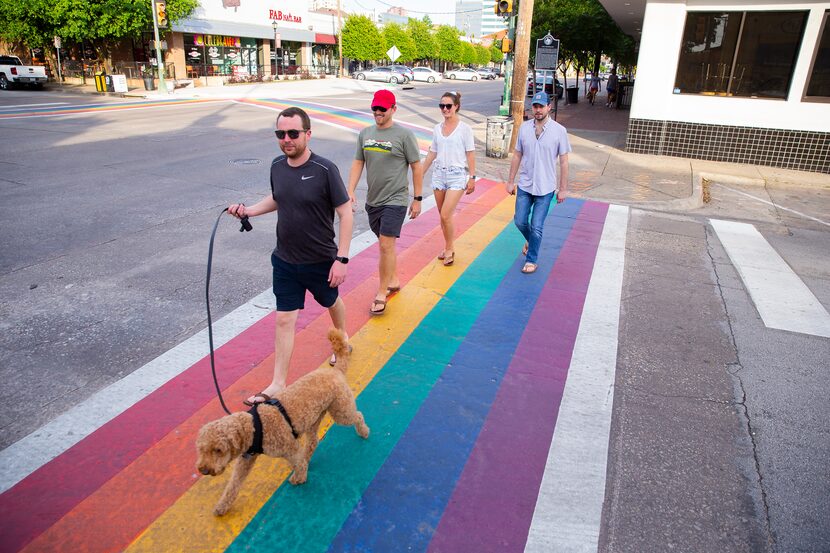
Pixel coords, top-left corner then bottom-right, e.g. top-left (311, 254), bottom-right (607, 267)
top-left (455, 0), bottom-right (483, 38)
top-left (609, 0), bottom-right (830, 173)
top-left (480, 1), bottom-right (508, 37)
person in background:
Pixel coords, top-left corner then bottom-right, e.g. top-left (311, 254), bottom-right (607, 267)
top-left (505, 91), bottom-right (571, 274)
top-left (422, 91), bottom-right (476, 266)
top-left (606, 68), bottom-right (619, 108)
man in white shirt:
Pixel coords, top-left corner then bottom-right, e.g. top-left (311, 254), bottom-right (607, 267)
top-left (505, 91), bottom-right (572, 274)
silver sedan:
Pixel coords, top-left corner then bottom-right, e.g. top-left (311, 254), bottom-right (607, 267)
top-left (352, 67), bottom-right (408, 84)
top-left (444, 67), bottom-right (480, 81)
top-left (411, 67), bottom-right (443, 83)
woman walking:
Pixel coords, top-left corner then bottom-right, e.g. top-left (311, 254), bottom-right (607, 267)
top-left (422, 91), bottom-right (476, 266)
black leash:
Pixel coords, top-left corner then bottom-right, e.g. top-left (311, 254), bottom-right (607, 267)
top-left (206, 207), bottom-right (252, 415)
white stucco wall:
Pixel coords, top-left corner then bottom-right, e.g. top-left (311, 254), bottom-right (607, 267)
top-left (630, 0), bottom-right (830, 132)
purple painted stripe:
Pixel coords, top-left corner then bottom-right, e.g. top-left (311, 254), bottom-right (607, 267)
top-left (428, 201), bottom-right (609, 552)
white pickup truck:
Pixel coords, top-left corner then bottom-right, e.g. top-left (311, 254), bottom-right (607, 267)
top-left (0, 55), bottom-right (48, 90)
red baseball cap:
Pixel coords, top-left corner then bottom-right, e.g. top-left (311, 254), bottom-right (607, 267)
top-left (372, 89), bottom-right (396, 109)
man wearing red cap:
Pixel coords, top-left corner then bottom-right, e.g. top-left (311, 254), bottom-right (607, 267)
top-left (348, 89), bottom-right (424, 316)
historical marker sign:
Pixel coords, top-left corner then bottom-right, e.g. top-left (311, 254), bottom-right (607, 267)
top-left (535, 33), bottom-right (559, 71)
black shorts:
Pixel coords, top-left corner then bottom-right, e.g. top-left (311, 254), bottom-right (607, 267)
top-left (271, 253), bottom-right (338, 312)
top-left (366, 204), bottom-right (407, 238)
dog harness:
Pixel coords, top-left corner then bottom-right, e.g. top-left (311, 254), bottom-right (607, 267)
top-left (245, 398), bottom-right (299, 456)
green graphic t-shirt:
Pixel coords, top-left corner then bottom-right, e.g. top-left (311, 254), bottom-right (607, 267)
top-left (355, 124), bottom-right (421, 207)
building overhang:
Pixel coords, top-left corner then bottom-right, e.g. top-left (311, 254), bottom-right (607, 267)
top-left (596, 0), bottom-right (647, 40)
top-left (172, 18), bottom-right (315, 42)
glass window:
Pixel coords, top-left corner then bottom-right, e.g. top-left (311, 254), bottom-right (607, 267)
top-left (805, 11), bottom-right (830, 98)
top-left (674, 11), bottom-right (808, 98)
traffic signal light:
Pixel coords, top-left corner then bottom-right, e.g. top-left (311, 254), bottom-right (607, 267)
top-left (155, 0), bottom-right (168, 28)
top-left (496, 0), bottom-right (513, 15)
top-left (501, 38), bottom-right (512, 53)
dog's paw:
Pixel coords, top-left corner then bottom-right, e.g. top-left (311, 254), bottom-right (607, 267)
top-left (289, 472), bottom-right (307, 485)
top-left (357, 424), bottom-right (370, 439)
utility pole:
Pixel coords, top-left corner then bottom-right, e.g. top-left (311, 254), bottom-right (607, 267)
top-left (508, 0), bottom-right (534, 151)
top-left (337, 0), bottom-right (344, 77)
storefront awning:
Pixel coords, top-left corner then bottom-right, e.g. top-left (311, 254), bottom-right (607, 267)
top-left (173, 18), bottom-right (315, 43)
top-left (315, 33), bottom-right (337, 45)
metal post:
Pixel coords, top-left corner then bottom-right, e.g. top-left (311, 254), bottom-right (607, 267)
top-left (54, 36), bottom-right (63, 85)
top-left (499, 17), bottom-right (515, 116)
top-left (273, 20), bottom-right (278, 78)
top-left (151, 0), bottom-right (168, 93)
top-left (337, 0), bottom-right (344, 77)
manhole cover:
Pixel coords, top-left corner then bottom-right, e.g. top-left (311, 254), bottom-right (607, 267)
top-left (231, 158), bottom-right (262, 165)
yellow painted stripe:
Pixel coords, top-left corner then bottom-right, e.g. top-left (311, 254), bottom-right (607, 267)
top-left (125, 196), bottom-right (516, 553)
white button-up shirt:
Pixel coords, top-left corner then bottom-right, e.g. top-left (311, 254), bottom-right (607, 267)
top-left (515, 117), bottom-right (572, 196)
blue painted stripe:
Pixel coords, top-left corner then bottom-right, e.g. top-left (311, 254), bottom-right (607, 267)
top-left (226, 204), bottom-right (528, 553)
top-left (327, 200), bottom-right (585, 552)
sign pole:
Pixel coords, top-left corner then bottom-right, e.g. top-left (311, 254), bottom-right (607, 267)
top-left (53, 36), bottom-right (63, 86)
top-left (151, 0), bottom-right (168, 93)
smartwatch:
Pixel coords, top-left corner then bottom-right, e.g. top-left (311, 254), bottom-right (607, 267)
top-left (335, 256), bottom-right (349, 264)
top-left (413, 195), bottom-right (423, 201)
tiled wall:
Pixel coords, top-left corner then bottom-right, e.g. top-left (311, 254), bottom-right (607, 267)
top-left (626, 119), bottom-right (830, 174)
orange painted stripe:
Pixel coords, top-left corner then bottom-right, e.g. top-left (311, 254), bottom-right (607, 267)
top-left (19, 183), bottom-right (506, 553)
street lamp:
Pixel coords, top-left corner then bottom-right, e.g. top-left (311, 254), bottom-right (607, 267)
top-left (278, 19), bottom-right (279, 77)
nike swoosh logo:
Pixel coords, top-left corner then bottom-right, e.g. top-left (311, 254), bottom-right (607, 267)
top-left (301, 175), bottom-right (314, 180)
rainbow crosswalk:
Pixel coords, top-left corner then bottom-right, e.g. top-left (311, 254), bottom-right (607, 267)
top-left (0, 180), bottom-right (628, 552)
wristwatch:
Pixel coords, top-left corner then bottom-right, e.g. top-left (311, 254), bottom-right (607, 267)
top-left (470, 175), bottom-right (476, 180)
top-left (413, 195), bottom-right (423, 201)
top-left (335, 256), bottom-right (349, 264)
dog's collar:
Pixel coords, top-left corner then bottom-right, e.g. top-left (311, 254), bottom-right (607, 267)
top-left (245, 398), bottom-right (299, 456)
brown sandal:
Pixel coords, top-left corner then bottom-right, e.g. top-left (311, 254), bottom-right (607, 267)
top-left (442, 252), bottom-right (455, 266)
top-left (437, 251), bottom-right (446, 260)
top-left (243, 392), bottom-right (271, 407)
top-left (521, 262), bottom-right (538, 274)
top-left (370, 298), bottom-right (387, 315)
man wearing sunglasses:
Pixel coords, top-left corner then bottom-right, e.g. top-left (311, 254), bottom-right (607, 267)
top-left (347, 89), bottom-right (424, 316)
top-left (505, 91), bottom-right (571, 275)
top-left (228, 107), bottom-right (353, 406)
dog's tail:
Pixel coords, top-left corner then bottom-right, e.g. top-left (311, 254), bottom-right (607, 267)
top-left (327, 328), bottom-right (351, 373)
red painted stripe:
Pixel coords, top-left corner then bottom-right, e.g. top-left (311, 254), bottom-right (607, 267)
top-left (4, 183), bottom-right (504, 553)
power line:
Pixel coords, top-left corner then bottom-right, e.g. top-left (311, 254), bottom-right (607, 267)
top-left (371, 0), bottom-right (490, 15)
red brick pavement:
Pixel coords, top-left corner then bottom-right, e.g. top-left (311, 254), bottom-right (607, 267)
top-left (525, 86), bottom-right (630, 134)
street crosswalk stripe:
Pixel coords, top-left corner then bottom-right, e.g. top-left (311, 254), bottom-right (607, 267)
top-left (523, 204), bottom-right (629, 552)
top-left (711, 219), bottom-right (830, 338)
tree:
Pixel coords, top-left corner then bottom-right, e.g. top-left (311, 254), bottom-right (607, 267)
top-left (490, 44), bottom-right (503, 64)
top-left (382, 22), bottom-right (416, 63)
top-left (460, 41), bottom-right (476, 65)
top-left (475, 44), bottom-right (491, 66)
top-left (342, 14), bottom-right (384, 62)
top-left (0, 0), bottom-right (197, 71)
top-left (406, 18), bottom-right (436, 63)
top-left (434, 25), bottom-right (463, 65)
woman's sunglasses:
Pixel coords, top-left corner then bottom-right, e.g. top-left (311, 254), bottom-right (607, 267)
top-left (275, 129), bottom-right (306, 140)
top-left (438, 103), bottom-right (454, 110)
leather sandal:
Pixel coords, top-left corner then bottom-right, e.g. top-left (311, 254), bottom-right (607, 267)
top-left (243, 392), bottom-right (271, 407)
top-left (521, 262), bottom-right (538, 274)
top-left (442, 252), bottom-right (455, 266)
top-left (370, 298), bottom-right (387, 315)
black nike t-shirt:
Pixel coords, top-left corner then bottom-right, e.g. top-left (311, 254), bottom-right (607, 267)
top-left (270, 152), bottom-right (349, 264)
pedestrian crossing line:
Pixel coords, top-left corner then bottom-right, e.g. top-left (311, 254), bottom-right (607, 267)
top-left (711, 219), bottom-right (830, 338)
top-left (7, 185), bottom-right (504, 553)
top-left (0, 97), bottom-right (224, 118)
top-left (122, 197), bottom-right (516, 553)
top-left (524, 204), bottom-right (629, 552)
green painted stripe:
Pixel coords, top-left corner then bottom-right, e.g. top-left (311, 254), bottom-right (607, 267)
top-left (225, 220), bottom-right (523, 553)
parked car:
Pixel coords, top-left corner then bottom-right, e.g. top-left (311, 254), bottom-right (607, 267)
top-left (527, 74), bottom-right (564, 99)
top-left (411, 66), bottom-right (443, 83)
top-left (444, 67), bottom-right (480, 81)
top-left (389, 65), bottom-right (414, 82)
top-left (0, 55), bottom-right (47, 90)
top-left (352, 66), bottom-right (409, 84)
top-left (475, 67), bottom-right (498, 80)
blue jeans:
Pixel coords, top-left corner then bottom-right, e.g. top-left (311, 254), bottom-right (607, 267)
top-left (514, 188), bottom-right (555, 264)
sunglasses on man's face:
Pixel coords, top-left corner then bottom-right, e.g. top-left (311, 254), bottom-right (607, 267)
top-left (438, 103), bottom-right (454, 110)
top-left (371, 105), bottom-right (389, 113)
top-left (275, 129), bottom-right (306, 140)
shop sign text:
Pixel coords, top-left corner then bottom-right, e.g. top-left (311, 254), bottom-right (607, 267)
top-left (194, 34), bottom-right (241, 48)
top-left (269, 9), bottom-right (302, 23)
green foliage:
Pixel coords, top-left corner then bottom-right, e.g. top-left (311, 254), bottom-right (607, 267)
top-left (474, 44), bottom-right (490, 66)
top-left (434, 25), bottom-right (463, 63)
top-left (382, 22), bottom-right (416, 63)
top-left (405, 18), bottom-right (436, 62)
top-left (460, 41), bottom-right (476, 65)
top-left (342, 14), bottom-right (384, 61)
top-left (490, 44), bottom-right (503, 63)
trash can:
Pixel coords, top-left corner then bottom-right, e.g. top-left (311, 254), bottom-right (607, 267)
top-left (619, 82), bottom-right (634, 108)
top-left (485, 116), bottom-right (513, 159)
top-left (143, 75), bottom-right (156, 91)
top-left (566, 86), bottom-right (578, 104)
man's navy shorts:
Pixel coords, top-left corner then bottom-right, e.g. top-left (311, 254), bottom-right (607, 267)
top-left (366, 204), bottom-right (407, 238)
top-left (271, 253), bottom-right (338, 312)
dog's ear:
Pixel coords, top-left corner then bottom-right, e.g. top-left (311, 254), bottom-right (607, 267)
top-left (226, 413), bottom-right (251, 453)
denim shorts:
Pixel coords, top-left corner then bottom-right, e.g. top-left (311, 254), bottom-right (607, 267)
top-left (271, 253), bottom-right (338, 312)
top-left (432, 166), bottom-right (469, 191)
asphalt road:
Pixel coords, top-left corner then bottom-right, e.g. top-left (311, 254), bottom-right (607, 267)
top-left (0, 80), bottom-right (828, 552)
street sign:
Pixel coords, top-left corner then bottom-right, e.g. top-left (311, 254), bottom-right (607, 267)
top-left (387, 45), bottom-right (401, 62)
top-left (534, 33), bottom-right (559, 71)
top-left (276, 33), bottom-right (281, 49)
top-left (53, 36), bottom-right (61, 49)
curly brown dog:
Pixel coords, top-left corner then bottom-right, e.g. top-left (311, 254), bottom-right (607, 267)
top-left (195, 328), bottom-right (369, 516)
